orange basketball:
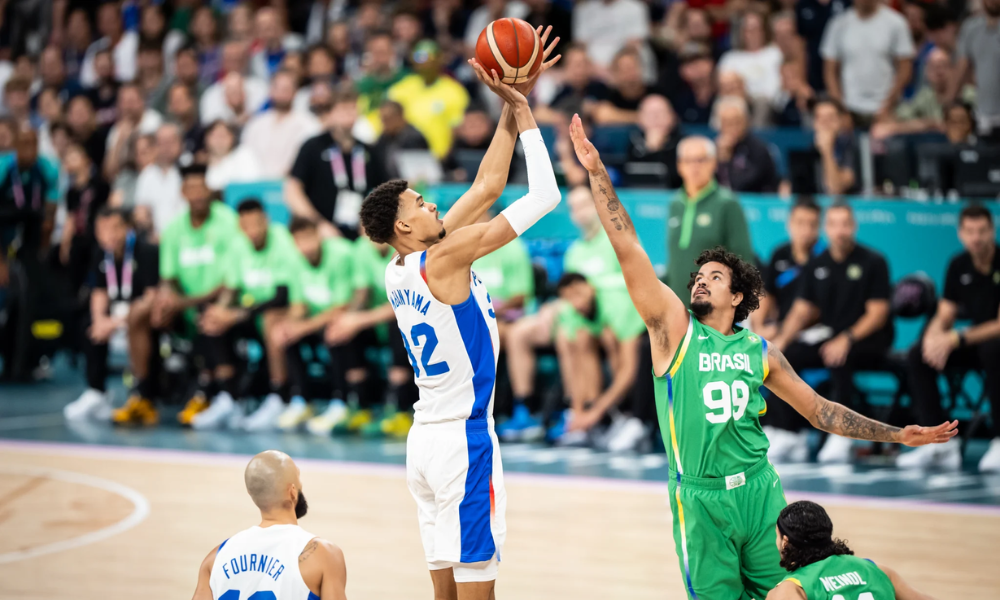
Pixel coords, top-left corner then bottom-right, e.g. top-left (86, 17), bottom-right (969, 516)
top-left (475, 18), bottom-right (542, 85)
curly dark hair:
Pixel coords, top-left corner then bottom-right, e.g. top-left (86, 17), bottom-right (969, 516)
top-left (359, 179), bottom-right (409, 244)
top-left (777, 501), bottom-right (854, 571)
top-left (686, 246), bottom-right (764, 325)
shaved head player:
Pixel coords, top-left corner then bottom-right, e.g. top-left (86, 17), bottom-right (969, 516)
top-left (355, 32), bottom-right (560, 600)
top-left (568, 114), bottom-right (958, 600)
top-left (191, 451), bottom-right (347, 600)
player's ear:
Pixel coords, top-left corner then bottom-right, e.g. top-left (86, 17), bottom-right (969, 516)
top-left (395, 219), bottom-right (411, 236)
top-left (732, 291), bottom-right (744, 308)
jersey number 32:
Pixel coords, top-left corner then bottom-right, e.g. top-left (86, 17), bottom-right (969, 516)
top-left (400, 323), bottom-right (451, 378)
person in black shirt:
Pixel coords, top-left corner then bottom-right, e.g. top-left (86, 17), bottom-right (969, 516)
top-left (535, 44), bottom-right (608, 125)
top-left (714, 96), bottom-right (780, 193)
top-left (670, 43), bottom-right (717, 126)
top-left (587, 47), bottom-right (657, 125)
top-left (901, 205), bottom-right (1000, 472)
top-left (622, 94), bottom-right (682, 188)
top-left (87, 48), bottom-right (120, 127)
top-left (789, 97), bottom-right (859, 195)
top-left (60, 143), bottom-right (110, 292)
top-left (63, 208), bottom-right (160, 422)
top-left (752, 197), bottom-right (822, 342)
top-left (770, 202), bottom-right (894, 464)
top-left (66, 94), bottom-right (110, 172)
top-left (0, 129), bottom-right (51, 273)
top-left (286, 86), bottom-right (386, 239)
top-left (373, 100), bottom-right (429, 179)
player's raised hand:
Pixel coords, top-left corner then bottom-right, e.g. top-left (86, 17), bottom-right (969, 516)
top-left (512, 26), bottom-right (561, 97)
top-left (569, 113), bottom-right (601, 172)
top-left (468, 59), bottom-right (527, 107)
top-left (897, 420), bottom-right (959, 446)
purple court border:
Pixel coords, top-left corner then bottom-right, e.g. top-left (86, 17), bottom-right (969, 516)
top-left (2, 439), bottom-right (1000, 517)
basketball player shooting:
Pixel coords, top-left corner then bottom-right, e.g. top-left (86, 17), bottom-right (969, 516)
top-left (355, 27), bottom-right (560, 600)
top-left (567, 114), bottom-right (958, 600)
top-left (191, 451), bottom-right (347, 600)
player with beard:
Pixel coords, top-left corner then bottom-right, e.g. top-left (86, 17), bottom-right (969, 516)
top-left (191, 450), bottom-right (347, 600)
top-left (567, 114), bottom-right (958, 600)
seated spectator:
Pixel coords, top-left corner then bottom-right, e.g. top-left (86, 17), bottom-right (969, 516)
top-left (820, 0), bottom-right (915, 128)
top-left (63, 208), bottom-right (160, 424)
top-left (287, 86), bottom-right (385, 239)
top-left (200, 71), bottom-right (268, 129)
top-left (81, 2), bottom-right (139, 87)
top-left (251, 7), bottom-right (304, 81)
top-left (166, 82), bottom-right (204, 165)
top-left (442, 107), bottom-right (495, 182)
top-left (587, 47), bottom-right (654, 125)
top-left (534, 44), bottom-right (607, 125)
top-left (293, 45), bottom-right (337, 113)
top-left (789, 96), bottom-right (859, 195)
top-left (714, 96), bottom-right (780, 193)
top-left (751, 196), bottom-right (822, 342)
top-left (622, 94), bottom-right (682, 188)
top-left (770, 202), bottom-right (894, 464)
top-left (670, 43), bottom-right (717, 125)
top-left (716, 70), bottom-right (770, 129)
top-left (63, 8), bottom-right (92, 83)
top-left (550, 272), bottom-right (647, 450)
top-left (59, 143), bottom-right (111, 291)
top-left (104, 82), bottom-right (163, 181)
top-left (109, 132), bottom-right (155, 208)
top-left (144, 166), bottom-right (238, 427)
top-left (227, 3), bottom-right (255, 42)
top-left (242, 70), bottom-right (321, 180)
top-left (356, 31), bottom-right (407, 133)
top-left (374, 100), bottom-right (429, 178)
top-left (326, 21), bottom-right (361, 80)
top-left (573, 0), bottom-right (650, 71)
top-left (86, 48), bottom-right (121, 127)
top-left (770, 11), bottom-right (806, 69)
top-left (944, 101), bottom-right (977, 146)
top-left (950, 0), bottom-right (1000, 143)
top-left (134, 123), bottom-right (184, 237)
top-left (388, 40), bottom-right (469, 159)
top-left (0, 129), bottom-right (53, 279)
top-left (204, 120), bottom-right (262, 192)
top-left (718, 10), bottom-right (783, 104)
top-left (901, 205), bottom-right (1000, 473)
top-left (3, 77), bottom-right (38, 131)
top-left (770, 59), bottom-right (814, 128)
top-left (197, 200), bottom-right (300, 431)
top-left (36, 87), bottom-right (64, 159)
top-left (188, 6), bottom-right (223, 88)
top-left (169, 45), bottom-right (208, 107)
top-left (870, 47), bottom-right (976, 141)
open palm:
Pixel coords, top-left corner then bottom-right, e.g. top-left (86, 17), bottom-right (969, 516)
top-left (569, 113), bottom-right (601, 172)
top-left (898, 420), bottom-right (959, 447)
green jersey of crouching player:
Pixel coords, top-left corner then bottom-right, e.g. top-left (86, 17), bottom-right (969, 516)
top-left (567, 119), bottom-right (959, 600)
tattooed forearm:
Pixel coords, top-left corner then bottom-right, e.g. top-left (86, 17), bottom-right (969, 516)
top-left (591, 169), bottom-right (635, 233)
top-left (813, 400), bottom-right (901, 442)
top-left (299, 539), bottom-right (318, 563)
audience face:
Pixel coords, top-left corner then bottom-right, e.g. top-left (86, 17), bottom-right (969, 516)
top-left (741, 13), bottom-right (767, 52)
top-left (138, 47), bottom-right (164, 77)
top-left (456, 111), bottom-right (492, 147)
top-left (281, 51), bottom-right (305, 84)
top-left (813, 102), bottom-right (842, 136)
top-left (4, 86), bottom-right (28, 118)
top-left (269, 73), bottom-right (297, 112)
top-left (204, 122), bottom-right (236, 157)
top-left (67, 97), bottom-right (96, 133)
top-left (788, 206), bottom-right (821, 252)
top-left (680, 57), bottom-right (715, 89)
top-left (392, 14), bottom-right (423, 48)
top-left (716, 101), bottom-right (749, 141)
top-left (327, 23), bottom-right (351, 58)
top-left (135, 135), bottom-right (156, 170)
top-left (772, 15), bottom-right (799, 59)
top-left (855, 0), bottom-right (879, 13)
top-left (355, 3), bottom-right (382, 32)
top-left (40, 47), bottom-right (65, 85)
top-left (51, 126), bottom-right (70, 157)
top-left (677, 138), bottom-right (717, 191)
top-left (380, 103), bottom-right (406, 135)
top-left (176, 51), bottom-right (200, 85)
top-left (191, 7), bottom-right (218, 46)
top-left (168, 85), bottom-right (196, 123)
top-left (308, 81), bottom-right (334, 114)
top-left (293, 226), bottom-right (322, 261)
top-left (944, 104), bottom-right (974, 144)
top-left (182, 173), bottom-right (212, 214)
top-left (64, 144), bottom-right (90, 176)
top-left (904, 2), bottom-right (927, 40)
top-left (567, 186), bottom-right (599, 232)
top-left (256, 8), bottom-right (283, 49)
top-left (364, 36), bottom-right (395, 76)
top-left (15, 130), bottom-right (38, 167)
top-left (717, 71), bottom-right (747, 99)
top-left (308, 48), bottom-right (336, 80)
top-left (558, 278), bottom-right (597, 319)
top-left (141, 4), bottom-right (166, 41)
top-left (612, 53), bottom-right (643, 90)
top-left (39, 89), bottom-right (62, 122)
top-left (222, 41), bottom-right (249, 76)
top-left (958, 214), bottom-right (995, 258)
top-left (562, 48), bottom-right (592, 90)
top-left (239, 209), bottom-right (270, 249)
top-left (95, 212), bottom-right (128, 254)
top-left (67, 9), bottom-right (92, 50)
top-left (684, 9), bottom-right (712, 44)
top-left (985, 0), bottom-right (1000, 17)
top-left (923, 48), bottom-right (951, 93)
top-left (94, 52), bottom-right (115, 82)
top-left (228, 4), bottom-right (254, 41)
top-left (638, 95), bottom-right (675, 134)
top-left (223, 73), bottom-right (247, 110)
top-left (824, 206), bottom-right (857, 256)
top-left (118, 86), bottom-right (146, 123)
top-left (329, 98), bottom-right (359, 133)
top-left (14, 56), bottom-right (35, 83)
top-left (155, 125), bottom-right (182, 167)
top-left (97, 3), bottom-right (123, 39)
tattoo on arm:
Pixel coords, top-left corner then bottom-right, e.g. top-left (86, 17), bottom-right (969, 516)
top-left (299, 539), bottom-right (318, 563)
top-left (593, 170), bottom-right (634, 233)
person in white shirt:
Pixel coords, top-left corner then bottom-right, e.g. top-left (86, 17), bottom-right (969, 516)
top-left (200, 40), bottom-right (269, 127)
top-left (718, 11), bottom-right (785, 104)
top-left (104, 83), bottom-right (163, 181)
top-left (80, 2), bottom-right (138, 86)
top-left (205, 120), bottom-right (263, 192)
top-left (134, 123), bottom-right (184, 237)
top-left (572, 0), bottom-right (650, 69)
top-left (241, 70), bottom-right (321, 180)
top-left (191, 450), bottom-right (347, 600)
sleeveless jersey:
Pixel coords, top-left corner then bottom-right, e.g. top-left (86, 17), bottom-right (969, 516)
top-left (385, 250), bottom-right (500, 424)
top-left (783, 555), bottom-right (896, 600)
top-left (209, 524), bottom-right (317, 600)
top-left (653, 312), bottom-right (770, 478)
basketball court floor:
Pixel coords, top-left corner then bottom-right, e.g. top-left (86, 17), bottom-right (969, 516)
top-left (2, 366), bottom-right (999, 599)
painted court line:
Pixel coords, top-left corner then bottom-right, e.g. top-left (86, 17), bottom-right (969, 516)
top-left (3, 439), bottom-right (999, 517)
top-left (0, 464), bottom-right (150, 564)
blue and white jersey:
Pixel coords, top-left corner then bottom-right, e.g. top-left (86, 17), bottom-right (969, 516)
top-left (209, 524), bottom-right (317, 600)
top-left (386, 250), bottom-right (500, 425)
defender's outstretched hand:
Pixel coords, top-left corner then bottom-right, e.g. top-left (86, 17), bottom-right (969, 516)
top-left (569, 113), bottom-right (600, 172)
top-left (898, 420), bottom-right (959, 446)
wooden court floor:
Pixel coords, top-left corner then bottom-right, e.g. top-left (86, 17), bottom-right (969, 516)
top-left (1, 445), bottom-right (998, 600)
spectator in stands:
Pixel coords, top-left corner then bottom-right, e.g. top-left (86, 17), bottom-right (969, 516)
top-left (771, 12), bottom-right (806, 70)
top-left (66, 95), bottom-right (109, 173)
top-left (109, 133), bottom-right (155, 209)
top-left (524, 0), bottom-right (574, 47)
top-left (587, 47), bottom-right (652, 125)
top-left (149, 165), bottom-right (238, 428)
top-left (752, 196), bottom-right (822, 342)
top-left (944, 101), bottom-right (977, 146)
top-left (718, 10), bottom-right (783, 105)
top-left (3, 77), bottom-right (37, 131)
top-left (622, 94), bottom-right (682, 188)
top-left (81, 1), bottom-right (139, 87)
top-left (104, 83), bottom-right (163, 181)
top-left (391, 10), bottom-right (424, 61)
top-left (167, 83), bottom-right (204, 165)
top-left (670, 43), bottom-right (717, 125)
top-left (59, 143), bottom-right (110, 290)
top-left (304, 44), bottom-right (337, 88)
top-left (771, 59), bottom-right (814, 128)
top-left (771, 202), bottom-right (893, 464)
top-left (356, 31), bottom-right (406, 132)
top-left (660, 6), bottom-right (715, 55)
top-left (534, 44), bottom-right (606, 125)
top-left (820, 0), bottom-right (915, 128)
top-left (666, 136), bottom-right (754, 304)
top-left (573, 0), bottom-right (650, 71)
top-left (0, 129), bottom-right (51, 276)
top-left (227, 3), bottom-right (255, 43)
top-left (171, 45), bottom-right (208, 104)
top-left (714, 96), bottom-right (780, 193)
top-left (242, 70), bottom-right (321, 180)
top-left (36, 87), bottom-right (63, 159)
top-left (901, 205), bottom-right (1000, 472)
top-left (63, 8), bottom-right (92, 83)
top-left (796, 0), bottom-right (844, 92)
top-left (87, 48), bottom-right (121, 127)
top-left (374, 100), bottom-right (429, 178)
top-left (902, 0), bottom-right (933, 100)
top-left (388, 40), bottom-right (468, 159)
top-left (134, 122), bottom-right (184, 237)
top-left (471, 207), bottom-right (535, 327)
top-left (189, 6), bottom-right (222, 87)
top-left (809, 96), bottom-right (859, 195)
top-left (35, 46), bottom-right (80, 108)
top-left (287, 86), bottom-right (384, 239)
top-left (200, 41), bottom-right (268, 126)
top-left (251, 7), bottom-right (303, 81)
top-left (204, 120), bottom-right (262, 192)
top-left (138, 41), bottom-right (170, 114)
top-left (951, 0), bottom-right (1000, 142)
top-left (925, 3), bottom-right (959, 56)
top-left (442, 107), bottom-right (495, 183)
top-left (64, 208), bottom-right (160, 424)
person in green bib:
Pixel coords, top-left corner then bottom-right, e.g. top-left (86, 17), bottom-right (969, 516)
top-left (568, 114), bottom-right (958, 600)
top-left (194, 199), bottom-right (302, 430)
top-left (769, 501), bottom-right (937, 600)
top-left (148, 164), bottom-right (238, 427)
top-left (471, 209), bottom-right (535, 324)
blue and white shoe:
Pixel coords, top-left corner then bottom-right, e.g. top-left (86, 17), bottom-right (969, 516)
top-left (496, 404), bottom-right (545, 442)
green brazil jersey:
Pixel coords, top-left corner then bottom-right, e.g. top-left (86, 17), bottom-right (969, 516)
top-left (159, 202), bottom-right (238, 297)
top-left (290, 237), bottom-right (358, 316)
top-left (473, 237), bottom-right (534, 303)
top-left (224, 224), bottom-right (298, 308)
top-left (563, 229), bottom-right (624, 293)
top-left (784, 555), bottom-right (895, 600)
top-left (596, 287), bottom-right (647, 341)
top-left (351, 237), bottom-right (395, 308)
top-left (654, 313), bottom-right (770, 478)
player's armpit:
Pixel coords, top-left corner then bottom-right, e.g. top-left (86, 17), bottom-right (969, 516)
top-left (299, 538), bottom-right (348, 600)
top-left (765, 581), bottom-right (808, 600)
top-left (879, 564), bottom-right (938, 600)
top-left (190, 545), bottom-right (219, 600)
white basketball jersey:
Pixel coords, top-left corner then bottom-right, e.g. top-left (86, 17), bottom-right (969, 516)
top-left (209, 524), bottom-right (317, 600)
top-left (385, 250), bottom-right (500, 424)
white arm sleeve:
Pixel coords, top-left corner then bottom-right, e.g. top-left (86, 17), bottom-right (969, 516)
top-left (500, 128), bottom-right (561, 236)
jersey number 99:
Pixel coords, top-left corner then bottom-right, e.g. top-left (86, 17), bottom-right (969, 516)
top-left (400, 323), bottom-right (451, 378)
top-left (702, 380), bottom-right (750, 424)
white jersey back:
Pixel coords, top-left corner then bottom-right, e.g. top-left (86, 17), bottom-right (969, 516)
top-left (209, 524), bottom-right (317, 600)
top-left (385, 250), bottom-right (500, 424)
